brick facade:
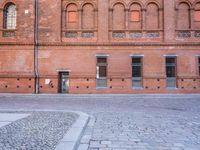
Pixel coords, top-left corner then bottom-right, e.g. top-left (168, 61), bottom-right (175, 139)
top-left (0, 0), bottom-right (200, 93)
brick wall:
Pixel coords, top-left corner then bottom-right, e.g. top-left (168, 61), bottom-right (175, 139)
top-left (0, 0), bottom-right (200, 93)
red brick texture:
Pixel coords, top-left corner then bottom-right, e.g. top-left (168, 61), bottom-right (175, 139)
top-left (0, 0), bottom-right (200, 93)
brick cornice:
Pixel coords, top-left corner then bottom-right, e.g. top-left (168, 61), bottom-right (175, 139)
top-left (0, 42), bottom-right (200, 47)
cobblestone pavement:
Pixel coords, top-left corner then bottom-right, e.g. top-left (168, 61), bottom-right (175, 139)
top-left (0, 111), bottom-right (78, 150)
top-left (0, 94), bottom-right (200, 150)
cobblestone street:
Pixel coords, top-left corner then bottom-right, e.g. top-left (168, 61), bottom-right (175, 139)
top-left (0, 94), bottom-right (200, 150)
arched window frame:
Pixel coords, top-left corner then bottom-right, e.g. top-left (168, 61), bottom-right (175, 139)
top-left (193, 2), bottom-right (200, 22)
top-left (175, 1), bottom-right (192, 29)
top-left (3, 2), bottom-right (17, 29)
top-left (128, 2), bottom-right (143, 29)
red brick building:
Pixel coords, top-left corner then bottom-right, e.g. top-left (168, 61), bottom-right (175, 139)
top-left (0, 0), bottom-right (200, 94)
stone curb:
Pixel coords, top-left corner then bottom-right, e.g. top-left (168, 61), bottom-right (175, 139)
top-left (55, 111), bottom-right (89, 150)
top-left (0, 109), bottom-right (90, 150)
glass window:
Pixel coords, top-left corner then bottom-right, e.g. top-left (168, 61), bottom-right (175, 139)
top-left (198, 57), bottom-right (200, 75)
top-left (96, 57), bottom-right (107, 88)
top-left (132, 57), bottom-right (142, 88)
top-left (166, 57), bottom-right (177, 88)
top-left (4, 4), bottom-right (16, 29)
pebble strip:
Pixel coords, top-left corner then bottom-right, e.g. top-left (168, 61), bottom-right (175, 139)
top-left (0, 111), bottom-right (78, 150)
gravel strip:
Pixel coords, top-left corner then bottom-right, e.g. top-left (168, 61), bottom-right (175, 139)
top-left (0, 111), bottom-right (78, 150)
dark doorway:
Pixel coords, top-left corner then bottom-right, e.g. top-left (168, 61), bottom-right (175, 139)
top-left (58, 72), bottom-right (69, 93)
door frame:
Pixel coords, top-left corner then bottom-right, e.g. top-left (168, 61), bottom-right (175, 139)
top-left (58, 71), bottom-right (70, 93)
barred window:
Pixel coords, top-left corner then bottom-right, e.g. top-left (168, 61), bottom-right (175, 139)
top-left (3, 3), bottom-right (16, 29)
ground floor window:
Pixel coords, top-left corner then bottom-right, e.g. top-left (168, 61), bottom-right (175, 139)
top-left (58, 72), bottom-right (69, 93)
top-left (198, 57), bottom-right (200, 76)
top-left (96, 57), bottom-right (107, 88)
top-left (132, 56), bottom-right (143, 88)
top-left (166, 56), bottom-right (177, 88)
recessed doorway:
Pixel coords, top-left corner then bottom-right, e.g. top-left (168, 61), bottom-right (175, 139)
top-left (58, 72), bottom-right (69, 93)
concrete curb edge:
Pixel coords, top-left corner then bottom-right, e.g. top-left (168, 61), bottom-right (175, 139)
top-left (0, 109), bottom-right (90, 150)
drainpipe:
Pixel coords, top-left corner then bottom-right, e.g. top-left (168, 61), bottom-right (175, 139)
top-left (34, 0), bottom-right (39, 94)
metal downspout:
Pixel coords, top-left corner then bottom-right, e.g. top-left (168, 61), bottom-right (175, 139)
top-left (34, 0), bottom-right (39, 94)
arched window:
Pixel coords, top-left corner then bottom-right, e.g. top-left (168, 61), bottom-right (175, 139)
top-left (113, 3), bottom-right (125, 29)
top-left (129, 3), bottom-right (142, 29)
top-left (194, 2), bottom-right (200, 29)
top-left (146, 3), bottom-right (159, 29)
top-left (82, 3), bottom-right (94, 29)
top-left (177, 2), bottom-right (190, 29)
top-left (3, 3), bottom-right (16, 29)
top-left (66, 3), bottom-right (78, 29)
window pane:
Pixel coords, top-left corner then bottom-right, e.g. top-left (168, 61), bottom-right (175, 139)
top-left (132, 57), bottom-right (141, 64)
top-left (132, 78), bottom-right (142, 88)
top-left (166, 57), bottom-right (175, 64)
top-left (166, 78), bottom-right (176, 88)
top-left (166, 66), bottom-right (176, 77)
top-left (99, 66), bottom-right (107, 77)
top-left (96, 79), bottom-right (107, 88)
top-left (132, 66), bottom-right (142, 77)
top-left (4, 4), bottom-right (16, 29)
top-left (199, 57), bottom-right (200, 75)
top-left (97, 58), bottom-right (107, 63)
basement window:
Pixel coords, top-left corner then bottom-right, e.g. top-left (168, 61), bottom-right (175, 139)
top-left (96, 57), bottom-right (107, 88)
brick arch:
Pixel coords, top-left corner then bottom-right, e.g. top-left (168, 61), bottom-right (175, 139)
top-left (176, 1), bottom-right (191, 29)
top-left (111, 0), bottom-right (127, 9)
top-left (128, 0), bottom-right (144, 10)
top-left (193, 0), bottom-right (200, 9)
top-left (145, 0), bottom-right (162, 9)
top-left (82, 2), bottom-right (96, 29)
top-left (145, 1), bottom-right (160, 29)
top-left (63, 1), bottom-right (79, 10)
top-left (80, 1), bottom-right (97, 10)
top-left (1, 0), bottom-right (17, 9)
top-left (175, 0), bottom-right (192, 9)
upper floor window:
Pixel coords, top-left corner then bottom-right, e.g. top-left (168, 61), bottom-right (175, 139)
top-left (3, 3), bottom-right (16, 29)
top-left (176, 2), bottom-right (190, 29)
top-left (194, 10), bottom-right (200, 22)
top-left (68, 11), bottom-right (77, 23)
top-left (146, 3), bottom-right (159, 29)
top-left (130, 10), bottom-right (140, 22)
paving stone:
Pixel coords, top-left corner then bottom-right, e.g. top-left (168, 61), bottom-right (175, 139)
top-left (0, 94), bottom-right (200, 149)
